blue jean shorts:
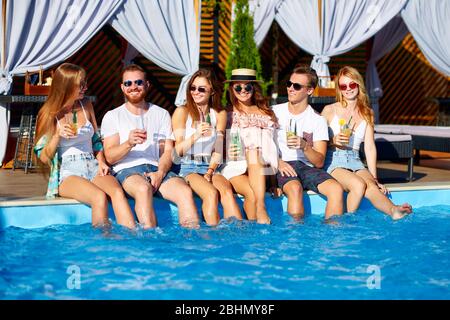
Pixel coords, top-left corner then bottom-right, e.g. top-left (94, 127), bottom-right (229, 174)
top-left (324, 149), bottom-right (366, 174)
top-left (59, 152), bottom-right (98, 184)
top-left (114, 163), bottom-right (178, 188)
top-left (179, 159), bottom-right (210, 178)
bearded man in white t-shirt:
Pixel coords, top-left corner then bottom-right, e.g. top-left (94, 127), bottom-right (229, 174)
top-left (272, 65), bottom-right (344, 220)
top-left (101, 64), bottom-right (199, 228)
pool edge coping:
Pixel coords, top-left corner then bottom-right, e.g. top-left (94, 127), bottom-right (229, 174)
top-left (1, 182), bottom-right (450, 208)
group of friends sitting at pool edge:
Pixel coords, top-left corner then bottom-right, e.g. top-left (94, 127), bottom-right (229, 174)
top-left (33, 62), bottom-right (413, 229)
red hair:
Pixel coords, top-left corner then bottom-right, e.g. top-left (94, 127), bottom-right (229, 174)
top-left (335, 66), bottom-right (374, 126)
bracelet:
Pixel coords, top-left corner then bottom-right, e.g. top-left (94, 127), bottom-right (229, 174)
top-left (207, 167), bottom-right (215, 174)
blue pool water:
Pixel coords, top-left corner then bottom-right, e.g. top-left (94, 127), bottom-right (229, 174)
top-left (1, 205), bottom-right (449, 300)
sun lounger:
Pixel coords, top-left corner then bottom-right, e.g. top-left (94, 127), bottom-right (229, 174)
top-left (375, 125), bottom-right (450, 161)
top-left (360, 133), bottom-right (414, 181)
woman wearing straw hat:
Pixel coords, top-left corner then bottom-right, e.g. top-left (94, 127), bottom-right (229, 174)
top-left (172, 69), bottom-right (243, 226)
top-left (219, 68), bottom-right (279, 224)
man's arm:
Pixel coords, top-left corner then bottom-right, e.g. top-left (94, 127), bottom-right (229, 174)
top-left (103, 133), bottom-right (134, 165)
top-left (303, 140), bottom-right (327, 168)
top-left (157, 138), bottom-right (174, 176)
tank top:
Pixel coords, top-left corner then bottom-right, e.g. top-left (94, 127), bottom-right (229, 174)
top-left (57, 100), bottom-right (95, 158)
top-left (329, 106), bottom-right (367, 151)
top-left (184, 108), bottom-right (218, 156)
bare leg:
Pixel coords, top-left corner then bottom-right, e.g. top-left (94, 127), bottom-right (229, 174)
top-left (212, 174), bottom-right (242, 220)
top-left (185, 173), bottom-right (220, 226)
top-left (59, 176), bottom-right (109, 227)
top-left (330, 168), bottom-right (366, 213)
top-left (229, 174), bottom-right (256, 221)
top-left (158, 177), bottom-right (200, 228)
top-left (317, 179), bottom-right (344, 219)
top-left (246, 149), bottom-right (270, 224)
top-left (92, 175), bottom-right (136, 229)
top-left (356, 169), bottom-right (412, 219)
top-left (282, 180), bottom-right (304, 220)
top-left (122, 175), bottom-right (157, 229)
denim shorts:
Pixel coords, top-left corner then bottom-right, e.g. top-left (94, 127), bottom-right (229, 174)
top-left (59, 152), bottom-right (98, 184)
top-left (114, 163), bottom-right (178, 188)
top-left (324, 149), bottom-right (366, 174)
top-left (276, 160), bottom-right (334, 194)
top-left (179, 159), bottom-right (210, 178)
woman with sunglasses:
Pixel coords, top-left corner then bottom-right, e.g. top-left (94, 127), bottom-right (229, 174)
top-left (321, 66), bottom-right (412, 219)
top-left (172, 69), bottom-right (242, 226)
top-left (34, 63), bottom-right (136, 229)
top-left (219, 68), bottom-right (279, 224)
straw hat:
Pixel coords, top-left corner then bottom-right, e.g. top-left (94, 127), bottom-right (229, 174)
top-left (225, 68), bottom-right (262, 83)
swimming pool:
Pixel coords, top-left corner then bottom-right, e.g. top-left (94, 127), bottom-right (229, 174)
top-left (0, 187), bottom-right (449, 299)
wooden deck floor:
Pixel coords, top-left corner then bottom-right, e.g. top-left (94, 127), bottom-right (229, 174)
top-left (1, 151), bottom-right (450, 201)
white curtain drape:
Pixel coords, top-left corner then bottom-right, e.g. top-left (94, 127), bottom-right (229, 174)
top-left (110, 0), bottom-right (201, 106)
top-left (249, 0), bottom-right (281, 47)
top-left (276, 0), bottom-right (407, 78)
top-left (0, 0), bottom-right (124, 164)
top-left (401, 0), bottom-right (450, 76)
top-left (366, 15), bottom-right (408, 99)
top-left (122, 43), bottom-right (140, 66)
top-left (365, 15), bottom-right (408, 124)
top-left (0, 0), bottom-right (124, 94)
top-left (275, 0), bottom-right (321, 69)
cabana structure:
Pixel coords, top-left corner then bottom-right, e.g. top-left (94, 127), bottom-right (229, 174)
top-left (0, 0), bottom-right (449, 167)
top-left (375, 124), bottom-right (450, 160)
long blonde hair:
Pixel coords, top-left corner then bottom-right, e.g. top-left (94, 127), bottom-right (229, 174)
top-left (335, 66), bottom-right (374, 126)
top-left (35, 63), bottom-right (86, 148)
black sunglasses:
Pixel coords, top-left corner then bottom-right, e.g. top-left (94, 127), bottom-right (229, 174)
top-left (123, 79), bottom-right (145, 87)
top-left (190, 85), bottom-right (208, 93)
top-left (233, 83), bottom-right (253, 93)
top-left (286, 80), bottom-right (308, 91)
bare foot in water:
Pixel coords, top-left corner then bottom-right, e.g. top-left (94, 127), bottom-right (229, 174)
top-left (256, 210), bottom-right (271, 224)
top-left (391, 203), bottom-right (413, 220)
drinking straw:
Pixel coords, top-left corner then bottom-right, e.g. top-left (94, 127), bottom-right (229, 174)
top-left (347, 115), bottom-right (353, 126)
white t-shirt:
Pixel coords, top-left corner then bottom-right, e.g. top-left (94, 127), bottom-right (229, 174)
top-left (272, 103), bottom-right (329, 166)
top-left (101, 103), bottom-right (173, 172)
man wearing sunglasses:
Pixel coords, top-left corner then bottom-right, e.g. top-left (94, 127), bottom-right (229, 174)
top-left (271, 64), bottom-right (344, 220)
top-left (101, 64), bottom-right (199, 229)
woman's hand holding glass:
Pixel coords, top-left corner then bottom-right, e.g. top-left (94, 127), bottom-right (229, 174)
top-left (334, 132), bottom-right (350, 146)
top-left (59, 123), bottom-right (76, 139)
top-left (228, 132), bottom-right (242, 160)
top-left (228, 144), bottom-right (241, 160)
top-left (193, 121), bottom-right (212, 140)
top-left (64, 112), bottom-right (78, 138)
